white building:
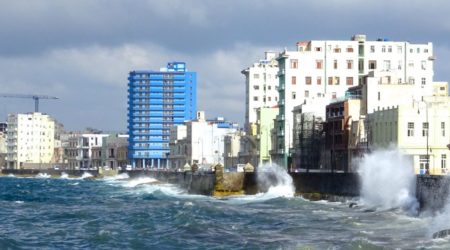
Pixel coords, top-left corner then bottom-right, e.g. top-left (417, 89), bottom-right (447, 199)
top-left (168, 111), bottom-right (238, 170)
top-left (242, 51), bottom-right (279, 132)
top-left (368, 96), bottom-right (450, 175)
top-left (6, 113), bottom-right (55, 169)
top-left (274, 34), bottom-right (435, 167)
top-left (67, 133), bottom-right (109, 169)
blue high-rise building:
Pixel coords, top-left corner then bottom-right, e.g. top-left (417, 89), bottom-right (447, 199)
top-left (127, 62), bottom-right (197, 168)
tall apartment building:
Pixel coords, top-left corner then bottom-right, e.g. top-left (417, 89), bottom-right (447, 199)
top-left (128, 62), bottom-right (197, 169)
top-left (242, 52), bottom-right (279, 132)
top-left (6, 113), bottom-right (55, 169)
top-left (274, 34), bottom-right (435, 167)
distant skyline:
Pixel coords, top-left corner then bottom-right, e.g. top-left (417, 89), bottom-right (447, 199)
top-left (0, 0), bottom-right (449, 131)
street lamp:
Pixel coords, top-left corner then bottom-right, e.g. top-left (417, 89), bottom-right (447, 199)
top-left (418, 99), bottom-right (430, 174)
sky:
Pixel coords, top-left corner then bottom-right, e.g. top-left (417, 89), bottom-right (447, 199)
top-left (0, 0), bottom-right (449, 131)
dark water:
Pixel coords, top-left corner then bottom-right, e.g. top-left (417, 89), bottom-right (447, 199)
top-left (0, 174), bottom-right (448, 249)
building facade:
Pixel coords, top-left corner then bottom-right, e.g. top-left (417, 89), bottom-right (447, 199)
top-left (128, 62), bottom-right (197, 169)
top-left (6, 113), bottom-right (55, 169)
top-left (368, 96), bottom-right (450, 175)
top-left (274, 34), bottom-right (435, 168)
top-left (242, 52), bottom-right (279, 132)
top-left (66, 133), bottom-right (109, 170)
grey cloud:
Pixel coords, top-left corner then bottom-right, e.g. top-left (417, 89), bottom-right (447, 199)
top-left (0, 0), bottom-right (450, 131)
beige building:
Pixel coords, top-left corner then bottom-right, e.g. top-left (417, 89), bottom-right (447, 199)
top-left (368, 96), bottom-right (450, 175)
top-left (6, 113), bottom-right (55, 169)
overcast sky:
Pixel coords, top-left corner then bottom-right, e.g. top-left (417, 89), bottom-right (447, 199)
top-left (0, 0), bottom-right (449, 131)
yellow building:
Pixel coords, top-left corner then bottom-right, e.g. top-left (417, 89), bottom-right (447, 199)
top-left (368, 96), bottom-right (450, 175)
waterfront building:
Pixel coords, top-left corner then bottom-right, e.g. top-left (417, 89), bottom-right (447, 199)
top-left (322, 98), bottom-right (361, 172)
top-left (367, 96), bottom-right (450, 175)
top-left (168, 111), bottom-right (238, 170)
top-left (274, 34), bottom-right (435, 168)
top-left (127, 62), bottom-right (197, 169)
top-left (256, 107), bottom-right (278, 165)
top-left (224, 132), bottom-right (242, 169)
top-left (6, 113), bottom-right (55, 169)
top-left (101, 134), bottom-right (128, 170)
top-left (0, 123), bottom-right (6, 168)
top-left (168, 124), bottom-right (187, 170)
top-left (66, 133), bottom-right (109, 170)
top-left (242, 52), bottom-right (279, 132)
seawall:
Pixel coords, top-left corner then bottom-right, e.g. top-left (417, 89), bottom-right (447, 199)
top-left (2, 168), bottom-right (449, 213)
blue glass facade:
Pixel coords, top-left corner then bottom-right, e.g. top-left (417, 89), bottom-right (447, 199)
top-left (127, 62), bottom-right (197, 168)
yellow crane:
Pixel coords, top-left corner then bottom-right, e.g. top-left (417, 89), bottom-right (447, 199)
top-left (0, 93), bottom-right (58, 112)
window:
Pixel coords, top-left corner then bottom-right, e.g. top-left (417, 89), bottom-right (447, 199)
top-left (317, 76), bottom-right (322, 85)
top-left (316, 60), bottom-right (323, 69)
top-left (346, 77), bottom-right (353, 85)
top-left (369, 60), bottom-right (377, 69)
top-left (407, 122), bottom-right (414, 137)
top-left (346, 47), bottom-right (354, 52)
top-left (334, 48), bottom-right (341, 53)
top-left (397, 46), bottom-right (403, 53)
top-left (388, 46), bottom-right (392, 52)
top-left (253, 96), bottom-right (258, 101)
top-left (442, 155), bottom-right (447, 174)
top-left (347, 60), bottom-right (353, 69)
top-left (253, 85), bottom-right (259, 90)
top-left (292, 92), bottom-right (296, 100)
top-left (382, 46), bottom-right (386, 52)
top-left (370, 45), bottom-right (375, 53)
top-left (398, 60), bottom-right (402, 70)
top-left (315, 47), bottom-right (322, 52)
top-left (409, 77), bottom-right (415, 84)
top-left (268, 86), bottom-right (271, 90)
top-left (421, 78), bottom-right (426, 86)
top-left (290, 59), bottom-right (298, 69)
top-left (417, 48), bottom-right (420, 53)
top-left (328, 77), bottom-right (333, 85)
top-left (422, 122), bottom-right (429, 137)
top-left (333, 60), bottom-right (338, 69)
top-left (378, 92), bottom-right (380, 101)
top-left (421, 60), bottom-right (427, 70)
top-left (268, 97), bottom-right (271, 101)
top-left (383, 60), bottom-right (391, 70)
top-left (304, 90), bottom-right (309, 98)
top-left (332, 92), bottom-right (337, 99)
top-left (254, 74), bottom-right (259, 79)
top-left (442, 122), bottom-right (446, 136)
top-left (291, 76), bottom-right (297, 85)
top-left (305, 77), bottom-right (312, 85)
top-left (424, 49), bottom-right (429, 53)
top-left (408, 61), bottom-right (414, 67)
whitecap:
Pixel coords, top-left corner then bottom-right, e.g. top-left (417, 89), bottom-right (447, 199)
top-left (35, 173), bottom-right (51, 179)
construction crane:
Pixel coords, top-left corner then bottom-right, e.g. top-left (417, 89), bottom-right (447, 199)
top-left (0, 94), bottom-right (58, 112)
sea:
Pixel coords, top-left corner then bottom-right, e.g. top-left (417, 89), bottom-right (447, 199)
top-left (1, 150), bottom-right (450, 250)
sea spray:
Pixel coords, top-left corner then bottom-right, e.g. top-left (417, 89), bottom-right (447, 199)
top-left (358, 148), bottom-right (419, 214)
top-left (79, 172), bottom-right (93, 179)
top-left (256, 163), bottom-right (295, 198)
top-left (60, 172), bottom-right (69, 179)
top-left (35, 173), bottom-right (51, 179)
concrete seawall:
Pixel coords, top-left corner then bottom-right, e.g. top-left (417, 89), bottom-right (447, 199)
top-left (1, 169), bottom-right (99, 177)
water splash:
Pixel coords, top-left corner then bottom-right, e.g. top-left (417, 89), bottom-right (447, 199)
top-left (35, 173), bottom-right (51, 179)
top-left (103, 173), bottom-right (129, 181)
top-left (122, 177), bottom-right (159, 188)
top-left (256, 163), bottom-right (295, 198)
top-left (357, 148), bottom-right (419, 214)
top-left (79, 172), bottom-right (93, 179)
top-left (60, 172), bottom-right (69, 179)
